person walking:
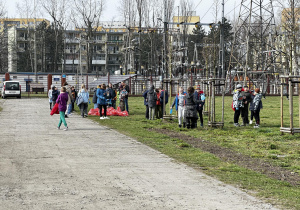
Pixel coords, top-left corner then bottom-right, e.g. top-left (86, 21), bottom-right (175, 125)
top-left (78, 84), bottom-right (90, 118)
top-left (232, 84), bottom-right (244, 127)
top-left (240, 85), bottom-right (252, 126)
top-left (253, 88), bottom-right (263, 128)
top-left (184, 86), bottom-right (200, 129)
top-left (171, 87), bottom-right (186, 128)
top-left (143, 88), bottom-right (149, 119)
top-left (147, 85), bottom-right (157, 120)
top-left (97, 84), bottom-right (108, 119)
top-left (71, 86), bottom-right (77, 112)
top-left (56, 86), bottom-right (69, 131)
top-left (195, 86), bottom-right (206, 127)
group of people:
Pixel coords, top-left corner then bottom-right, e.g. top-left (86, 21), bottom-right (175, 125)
top-left (143, 86), bottom-right (169, 120)
top-left (232, 84), bottom-right (263, 128)
top-left (49, 81), bottom-right (130, 130)
top-left (143, 85), bottom-right (205, 129)
top-left (92, 81), bottom-right (130, 119)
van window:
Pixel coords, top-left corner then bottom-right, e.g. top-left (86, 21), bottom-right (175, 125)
top-left (6, 82), bottom-right (20, 90)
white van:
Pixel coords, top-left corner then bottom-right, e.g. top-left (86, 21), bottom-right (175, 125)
top-left (1, 81), bottom-right (21, 99)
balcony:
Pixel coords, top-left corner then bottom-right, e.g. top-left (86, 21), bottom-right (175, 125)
top-left (108, 60), bottom-right (121, 65)
top-left (106, 40), bottom-right (123, 44)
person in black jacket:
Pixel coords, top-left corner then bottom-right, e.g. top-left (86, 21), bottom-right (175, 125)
top-left (147, 85), bottom-right (157, 120)
top-left (240, 85), bottom-right (252, 126)
top-left (184, 86), bottom-right (201, 129)
top-left (107, 83), bottom-right (116, 108)
top-left (51, 86), bottom-right (60, 108)
top-left (143, 89), bottom-right (149, 119)
top-left (194, 87), bottom-right (205, 127)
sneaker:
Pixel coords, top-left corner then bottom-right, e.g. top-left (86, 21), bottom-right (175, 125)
top-left (104, 116), bottom-right (110, 119)
top-left (234, 123), bottom-right (240, 127)
top-left (179, 124), bottom-right (182, 128)
top-left (240, 123), bottom-right (245, 126)
top-left (200, 123), bottom-right (203, 127)
top-left (57, 127), bottom-right (60, 130)
top-left (254, 124), bottom-right (260, 128)
top-left (65, 115), bottom-right (68, 118)
top-left (100, 117), bottom-right (105, 120)
top-left (249, 120), bottom-right (253, 125)
top-left (63, 127), bottom-right (68, 131)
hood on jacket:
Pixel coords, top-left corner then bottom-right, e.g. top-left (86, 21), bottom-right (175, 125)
top-left (148, 85), bottom-right (155, 93)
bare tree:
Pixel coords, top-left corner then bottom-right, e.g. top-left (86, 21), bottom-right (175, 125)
top-left (41, 0), bottom-right (70, 73)
top-left (0, 0), bottom-right (7, 72)
top-left (275, 0), bottom-right (300, 75)
top-left (72, 0), bottom-right (105, 74)
top-left (0, 0), bottom-right (6, 17)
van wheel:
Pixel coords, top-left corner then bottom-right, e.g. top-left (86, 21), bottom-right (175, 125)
top-left (17, 96), bottom-right (21, 99)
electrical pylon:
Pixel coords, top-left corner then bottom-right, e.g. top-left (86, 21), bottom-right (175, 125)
top-left (227, 0), bottom-right (279, 94)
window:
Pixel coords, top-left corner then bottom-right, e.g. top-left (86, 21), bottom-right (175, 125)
top-left (39, 76), bottom-right (43, 80)
top-left (13, 76), bottom-right (17, 79)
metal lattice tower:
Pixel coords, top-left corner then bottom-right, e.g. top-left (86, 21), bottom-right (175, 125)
top-left (227, 0), bottom-right (279, 93)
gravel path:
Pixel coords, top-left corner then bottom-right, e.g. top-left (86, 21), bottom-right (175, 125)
top-left (0, 98), bottom-right (278, 210)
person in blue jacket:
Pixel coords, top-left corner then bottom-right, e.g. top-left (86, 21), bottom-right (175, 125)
top-left (97, 84), bottom-right (108, 119)
top-left (143, 88), bottom-right (149, 119)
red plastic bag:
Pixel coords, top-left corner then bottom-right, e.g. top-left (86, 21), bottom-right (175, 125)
top-left (88, 108), bottom-right (100, 116)
top-left (231, 102), bottom-right (235, 111)
top-left (50, 103), bottom-right (59, 115)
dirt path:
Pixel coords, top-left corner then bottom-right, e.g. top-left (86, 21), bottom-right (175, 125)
top-left (0, 98), bottom-right (278, 209)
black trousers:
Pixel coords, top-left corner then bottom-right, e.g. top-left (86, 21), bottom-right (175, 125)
top-left (241, 103), bottom-right (249, 124)
top-left (234, 109), bottom-right (241, 123)
top-left (186, 117), bottom-right (197, 129)
top-left (254, 110), bottom-right (260, 125)
top-left (250, 110), bottom-right (254, 120)
top-left (197, 109), bottom-right (203, 125)
top-left (145, 105), bottom-right (149, 119)
top-left (98, 104), bottom-right (107, 117)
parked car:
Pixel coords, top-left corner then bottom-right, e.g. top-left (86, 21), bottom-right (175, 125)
top-left (1, 81), bottom-right (21, 99)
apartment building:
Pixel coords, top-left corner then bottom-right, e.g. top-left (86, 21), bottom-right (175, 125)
top-left (6, 19), bottom-right (140, 75)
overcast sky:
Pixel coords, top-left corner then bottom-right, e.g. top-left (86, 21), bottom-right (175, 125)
top-left (4, 0), bottom-right (283, 27)
top-left (4, 0), bottom-right (240, 23)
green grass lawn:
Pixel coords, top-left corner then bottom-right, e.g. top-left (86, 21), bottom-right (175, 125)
top-left (78, 96), bottom-right (299, 209)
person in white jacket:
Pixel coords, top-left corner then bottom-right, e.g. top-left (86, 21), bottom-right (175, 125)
top-left (232, 84), bottom-right (244, 127)
top-left (48, 85), bottom-right (53, 110)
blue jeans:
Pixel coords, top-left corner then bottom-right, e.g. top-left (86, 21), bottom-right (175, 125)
top-left (94, 103), bottom-right (98, 109)
top-left (66, 104), bottom-right (72, 115)
top-left (124, 98), bottom-right (129, 113)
